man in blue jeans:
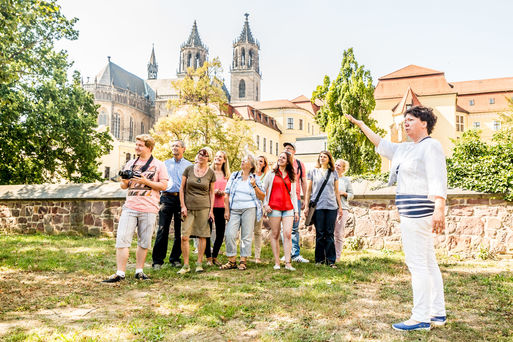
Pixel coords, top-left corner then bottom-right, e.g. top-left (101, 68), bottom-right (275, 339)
top-left (282, 142), bottom-right (309, 263)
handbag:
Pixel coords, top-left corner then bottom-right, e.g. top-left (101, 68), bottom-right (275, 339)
top-left (305, 169), bottom-right (332, 226)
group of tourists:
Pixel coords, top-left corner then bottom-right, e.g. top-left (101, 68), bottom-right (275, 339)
top-left (102, 105), bottom-right (448, 332)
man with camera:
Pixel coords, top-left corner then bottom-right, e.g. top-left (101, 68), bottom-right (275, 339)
top-left (152, 140), bottom-right (192, 269)
top-left (102, 134), bottom-right (168, 283)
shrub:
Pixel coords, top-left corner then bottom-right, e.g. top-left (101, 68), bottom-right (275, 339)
top-left (345, 237), bottom-right (364, 251)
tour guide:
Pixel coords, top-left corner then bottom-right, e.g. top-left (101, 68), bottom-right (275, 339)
top-left (346, 106), bottom-right (447, 331)
top-left (102, 134), bottom-right (168, 283)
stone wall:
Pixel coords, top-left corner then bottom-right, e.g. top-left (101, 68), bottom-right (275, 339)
top-left (1, 182), bottom-right (511, 255)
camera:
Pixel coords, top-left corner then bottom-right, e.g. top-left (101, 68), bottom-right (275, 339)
top-left (118, 170), bottom-right (141, 179)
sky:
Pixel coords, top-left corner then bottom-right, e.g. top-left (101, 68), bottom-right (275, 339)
top-left (56, 0), bottom-right (513, 101)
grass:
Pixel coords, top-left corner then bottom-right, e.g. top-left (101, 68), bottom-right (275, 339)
top-left (0, 234), bottom-right (512, 341)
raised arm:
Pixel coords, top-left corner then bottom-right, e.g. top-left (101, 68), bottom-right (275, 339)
top-left (345, 114), bottom-right (382, 147)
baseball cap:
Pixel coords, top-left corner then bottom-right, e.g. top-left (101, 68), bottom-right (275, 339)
top-left (283, 142), bottom-right (296, 150)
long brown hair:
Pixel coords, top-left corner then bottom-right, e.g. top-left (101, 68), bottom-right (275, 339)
top-left (257, 155), bottom-right (269, 175)
top-left (273, 152), bottom-right (296, 182)
top-left (315, 150), bottom-right (335, 171)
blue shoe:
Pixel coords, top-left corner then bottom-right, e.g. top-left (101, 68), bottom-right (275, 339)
top-left (392, 321), bottom-right (431, 331)
top-left (430, 316), bottom-right (447, 326)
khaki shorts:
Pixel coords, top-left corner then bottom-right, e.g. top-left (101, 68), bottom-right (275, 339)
top-left (115, 207), bottom-right (157, 249)
top-left (182, 208), bottom-right (210, 238)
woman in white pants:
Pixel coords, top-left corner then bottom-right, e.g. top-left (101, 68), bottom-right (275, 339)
top-left (346, 106), bottom-right (447, 331)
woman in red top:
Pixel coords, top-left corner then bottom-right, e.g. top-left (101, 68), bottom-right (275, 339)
top-left (262, 152), bottom-right (299, 271)
top-left (206, 151), bottom-right (230, 266)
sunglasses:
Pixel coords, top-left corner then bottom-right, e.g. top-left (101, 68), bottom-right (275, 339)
top-left (198, 150), bottom-right (209, 157)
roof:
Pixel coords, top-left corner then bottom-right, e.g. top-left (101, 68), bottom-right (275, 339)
top-left (229, 104), bottom-right (281, 133)
top-left (379, 65), bottom-right (444, 80)
top-left (249, 99), bottom-right (301, 110)
top-left (391, 87), bottom-right (423, 115)
top-left (148, 45), bottom-right (157, 65)
top-left (146, 79), bottom-right (178, 97)
top-left (450, 77), bottom-right (513, 95)
top-left (234, 14), bottom-right (259, 48)
top-left (96, 59), bottom-right (155, 101)
top-left (291, 95), bottom-right (310, 103)
top-left (181, 21), bottom-right (208, 51)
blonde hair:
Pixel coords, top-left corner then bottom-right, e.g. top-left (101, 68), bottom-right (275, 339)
top-left (197, 146), bottom-right (214, 163)
top-left (136, 134), bottom-right (155, 151)
top-left (211, 151), bottom-right (231, 179)
top-left (335, 159), bottom-right (349, 175)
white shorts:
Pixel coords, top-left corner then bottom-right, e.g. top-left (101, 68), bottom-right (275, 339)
top-left (115, 207), bottom-right (157, 249)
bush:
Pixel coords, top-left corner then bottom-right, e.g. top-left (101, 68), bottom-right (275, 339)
top-left (345, 237), bottom-right (364, 251)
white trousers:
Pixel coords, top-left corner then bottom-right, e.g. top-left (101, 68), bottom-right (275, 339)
top-left (400, 215), bottom-right (446, 322)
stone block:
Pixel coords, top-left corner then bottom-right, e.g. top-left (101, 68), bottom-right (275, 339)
top-left (87, 226), bottom-right (101, 236)
top-left (368, 237), bottom-right (384, 249)
top-left (52, 215), bottom-right (62, 224)
top-left (457, 217), bottom-right (484, 236)
top-left (474, 207), bottom-right (498, 217)
top-left (485, 217), bottom-right (502, 231)
top-left (352, 207), bottom-right (367, 218)
top-left (44, 225), bottom-right (54, 234)
top-left (355, 219), bottom-right (374, 237)
top-left (467, 198), bottom-right (490, 205)
top-left (84, 214), bottom-right (95, 226)
top-left (91, 202), bottom-right (105, 215)
top-left (450, 205), bottom-right (473, 216)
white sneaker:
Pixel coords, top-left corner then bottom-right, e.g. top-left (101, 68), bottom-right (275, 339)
top-left (280, 256), bottom-right (285, 262)
top-left (273, 264), bottom-right (280, 270)
top-left (285, 264), bottom-right (296, 271)
top-left (292, 255), bottom-right (310, 263)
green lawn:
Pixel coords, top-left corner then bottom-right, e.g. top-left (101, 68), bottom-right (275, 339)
top-left (0, 234), bottom-right (512, 341)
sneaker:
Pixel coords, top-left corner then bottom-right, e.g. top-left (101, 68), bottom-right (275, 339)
top-left (284, 264), bottom-right (296, 271)
top-left (430, 316), bottom-right (447, 326)
top-left (152, 264), bottom-right (162, 270)
top-left (177, 265), bottom-right (190, 275)
top-left (135, 272), bottom-right (150, 280)
top-left (292, 255), bottom-right (310, 263)
top-left (101, 274), bottom-right (125, 283)
top-left (392, 321), bottom-right (431, 331)
top-left (195, 265), bottom-right (204, 273)
top-left (273, 264), bottom-right (281, 270)
top-left (171, 261), bottom-right (182, 268)
top-left (280, 256), bottom-right (285, 262)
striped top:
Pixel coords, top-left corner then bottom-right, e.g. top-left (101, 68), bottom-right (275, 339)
top-left (395, 194), bottom-right (435, 218)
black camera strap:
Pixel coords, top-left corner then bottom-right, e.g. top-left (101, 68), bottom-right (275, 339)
top-left (132, 155), bottom-right (154, 173)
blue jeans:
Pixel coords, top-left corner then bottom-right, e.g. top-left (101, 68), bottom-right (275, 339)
top-left (281, 199), bottom-right (301, 258)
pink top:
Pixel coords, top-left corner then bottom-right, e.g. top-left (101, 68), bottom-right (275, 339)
top-left (293, 159), bottom-right (306, 198)
top-left (213, 177), bottom-right (228, 208)
top-left (123, 157), bottom-right (168, 213)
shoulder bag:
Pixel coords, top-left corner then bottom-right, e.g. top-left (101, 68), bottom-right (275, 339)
top-left (305, 169), bottom-right (332, 226)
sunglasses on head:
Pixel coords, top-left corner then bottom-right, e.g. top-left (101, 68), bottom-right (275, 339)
top-left (198, 149), bottom-right (209, 157)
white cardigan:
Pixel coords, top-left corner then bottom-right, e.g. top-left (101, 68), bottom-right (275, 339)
top-left (262, 171), bottom-right (299, 213)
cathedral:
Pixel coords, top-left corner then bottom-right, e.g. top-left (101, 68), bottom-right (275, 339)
top-left (84, 14), bottom-right (322, 179)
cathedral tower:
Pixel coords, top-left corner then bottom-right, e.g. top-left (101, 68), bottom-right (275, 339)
top-left (177, 21), bottom-right (208, 77)
top-left (147, 44), bottom-right (158, 80)
top-left (230, 14), bottom-right (261, 102)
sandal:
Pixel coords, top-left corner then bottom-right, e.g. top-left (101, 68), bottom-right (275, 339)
top-left (220, 260), bottom-right (237, 270)
top-left (238, 261), bottom-right (247, 270)
top-left (212, 258), bottom-right (222, 266)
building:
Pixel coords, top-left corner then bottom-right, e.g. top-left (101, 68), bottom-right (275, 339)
top-left (371, 65), bottom-right (513, 171)
top-left (84, 15), bottom-right (321, 178)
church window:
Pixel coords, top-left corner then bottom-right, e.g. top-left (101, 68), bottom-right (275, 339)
top-left (299, 119), bottom-right (303, 131)
top-left (249, 50), bottom-right (253, 67)
top-left (98, 109), bottom-right (107, 126)
top-left (195, 53), bottom-right (200, 68)
top-left (489, 97), bottom-right (495, 104)
top-left (456, 115), bottom-right (464, 132)
top-left (469, 99), bottom-right (474, 106)
top-left (112, 113), bottom-right (120, 139)
top-left (256, 85), bottom-right (259, 100)
top-left (263, 137), bottom-right (266, 152)
top-left (239, 79), bottom-right (246, 98)
top-left (187, 53), bottom-right (192, 67)
top-left (256, 135), bottom-right (260, 149)
top-left (270, 140), bottom-right (273, 155)
top-left (241, 48), bottom-right (246, 66)
top-left (287, 118), bottom-right (294, 130)
top-left (141, 122), bottom-right (145, 134)
top-left (129, 117), bottom-right (134, 141)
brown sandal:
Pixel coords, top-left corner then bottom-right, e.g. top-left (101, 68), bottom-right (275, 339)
top-left (212, 258), bottom-right (221, 266)
top-left (220, 260), bottom-right (237, 270)
top-left (237, 261), bottom-right (247, 270)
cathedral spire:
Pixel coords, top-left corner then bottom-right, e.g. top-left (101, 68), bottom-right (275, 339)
top-left (147, 44), bottom-right (158, 79)
top-left (182, 20), bottom-right (208, 51)
top-left (234, 13), bottom-right (259, 47)
top-left (177, 21), bottom-right (209, 77)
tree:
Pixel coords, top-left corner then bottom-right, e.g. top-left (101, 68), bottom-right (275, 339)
top-left (498, 96), bottom-right (513, 133)
top-left (312, 48), bottom-right (385, 174)
top-left (0, 0), bottom-right (112, 184)
top-left (151, 59), bottom-right (255, 169)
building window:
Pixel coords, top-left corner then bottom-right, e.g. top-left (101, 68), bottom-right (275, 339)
top-left (98, 109), bottom-right (107, 126)
top-left (141, 122), bottom-right (145, 134)
top-left (456, 115), bottom-right (464, 132)
top-left (473, 122), bottom-right (481, 129)
top-left (493, 121), bottom-right (501, 131)
top-left (112, 113), bottom-right (120, 139)
top-left (125, 153), bottom-right (131, 163)
top-left (276, 142), bottom-right (278, 156)
top-left (308, 123), bottom-right (310, 133)
top-left (287, 118), bottom-right (294, 130)
top-left (489, 98), bottom-right (495, 104)
top-left (299, 119), bottom-right (303, 130)
top-left (103, 167), bottom-right (110, 179)
top-left (239, 79), bottom-right (246, 98)
top-left (270, 140), bottom-right (273, 155)
top-left (263, 137), bottom-right (266, 152)
top-left (256, 135), bottom-right (260, 150)
top-left (469, 99), bottom-right (475, 106)
top-left (129, 117), bottom-right (134, 141)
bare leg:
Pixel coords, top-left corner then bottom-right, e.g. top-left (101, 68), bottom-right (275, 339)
top-left (116, 247), bottom-right (129, 272)
top-left (181, 236), bottom-right (190, 266)
top-left (135, 246), bottom-right (148, 270)
top-left (197, 238), bottom-right (206, 264)
top-left (281, 216), bottom-right (294, 264)
top-left (269, 217), bottom-right (282, 265)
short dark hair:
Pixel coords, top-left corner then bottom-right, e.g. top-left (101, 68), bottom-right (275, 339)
top-left (404, 106), bottom-right (437, 135)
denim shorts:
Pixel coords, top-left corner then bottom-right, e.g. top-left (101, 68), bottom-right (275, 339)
top-left (267, 209), bottom-right (294, 218)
